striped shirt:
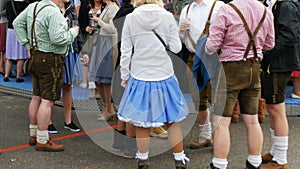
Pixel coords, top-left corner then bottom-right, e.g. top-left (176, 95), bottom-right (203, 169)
top-left (205, 0), bottom-right (275, 62)
top-left (13, 0), bottom-right (78, 55)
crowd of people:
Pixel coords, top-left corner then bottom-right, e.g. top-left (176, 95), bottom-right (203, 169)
top-left (0, 0), bottom-right (300, 168)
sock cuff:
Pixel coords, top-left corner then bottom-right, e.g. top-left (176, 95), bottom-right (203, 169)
top-left (198, 122), bottom-right (211, 128)
top-left (212, 157), bottom-right (228, 169)
top-left (29, 124), bottom-right (38, 129)
top-left (136, 151), bottom-right (149, 160)
top-left (274, 136), bottom-right (289, 146)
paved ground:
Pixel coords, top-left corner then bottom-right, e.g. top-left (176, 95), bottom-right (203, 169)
top-left (0, 92), bottom-right (300, 169)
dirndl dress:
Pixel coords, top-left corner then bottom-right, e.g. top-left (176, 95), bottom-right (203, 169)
top-left (0, 23), bottom-right (6, 52)
top-left (117, 75), bottom-right (189, 128)
top-left (6, 28), bottom-right (28, 60)
top-left (62, 45), bottom-right (83, 84)
top-left (89, 35), bottom-right (113, 84)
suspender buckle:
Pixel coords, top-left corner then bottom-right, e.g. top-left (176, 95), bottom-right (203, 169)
top-left (243, 58), bottom-right (247, 61)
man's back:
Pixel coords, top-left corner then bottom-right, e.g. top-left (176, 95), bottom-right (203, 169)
top-left (207, 0), bottom-right (274, 62)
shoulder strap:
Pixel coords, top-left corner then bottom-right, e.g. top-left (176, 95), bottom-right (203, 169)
top-left (228, 3), bottom-right (267, 60)
top-left (202, 0), bottom-right (217, 36)
top-left (152, 29), bottom-right (169, 51)
top-left (186, 0), bottom-right (217, 50)
top-left (31, 3), bottom-right (54, 50)
top-left (11, 0), bottom-right (18, 17)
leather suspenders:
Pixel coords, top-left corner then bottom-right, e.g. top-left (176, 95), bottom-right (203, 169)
top-left (228, 3), bottom-right (267, 61)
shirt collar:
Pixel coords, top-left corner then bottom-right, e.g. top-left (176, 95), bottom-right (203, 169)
top-left (191, 0), bottom-right (212, 8)
top-left (49, 0), bottom-right (61, 10)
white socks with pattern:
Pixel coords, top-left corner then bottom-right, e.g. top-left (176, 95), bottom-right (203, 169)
top-left (273, 136), bottom-right (288, 165)
top-left (29, 124), bottom-right (37, 137)
top-left (37, 130), bottom-right (49, 144)
top-left (199, 122), bottom-right (212, 140)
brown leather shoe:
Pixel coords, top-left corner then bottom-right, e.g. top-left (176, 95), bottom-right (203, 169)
top-left (258, 98), bottom-right (266, 123)
top-left (261, 161), bottom-right (288, 169)
top-left (231, 101), bottom-right (240, 123)
top-left (189, 138), bottom-right (213, 149)
top-left (138, 159), bottom-right (149, 169)
top-left (29, 136), bottom-right (37, 145)
top-left (36, 140), bottom-right (64, 152)
top-left (262, 152), bottom-right (273, 164)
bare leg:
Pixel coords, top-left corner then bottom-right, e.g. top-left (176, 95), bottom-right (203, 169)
top-left (165, 122), bottom-right (184, 153)
top-left (29, 95), bottom-right (42, 125)
top-left (16, 59), bottom-right (25, 79)
top-left (135, 127), bottom-right (150, 153)
top-left (292, 77), bottom-right (300, 96)
top-left (242, 114), bottom-right (263, 155)
top-left (4, 59), bottom-right (13, 78)
top-left (62, 84), bottom-right (72, 124)
top-left (37, 99), bottom-right (54, 130)
top-left (213, 115), bottom-right (231, 158)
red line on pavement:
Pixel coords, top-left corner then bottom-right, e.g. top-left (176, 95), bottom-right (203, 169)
top-left (0, 125), bottom-right (117, 153)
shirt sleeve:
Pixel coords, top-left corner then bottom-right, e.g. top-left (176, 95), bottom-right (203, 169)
top-left (48, 11), bottom-right (78, 46)
top-left (168, 15), bottom-right (182, 54)
top-left (13, 8), bottom-right (31, 50)
top-left (205, 6), bottom-right (226, 54)
top-left (120, 16), bottom-right (132, 81)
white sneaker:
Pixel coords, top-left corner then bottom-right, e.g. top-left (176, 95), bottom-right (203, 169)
top-left (79, 82), bottom-right (87, 88)
top-left (291, 93), bottom-right (300, 99)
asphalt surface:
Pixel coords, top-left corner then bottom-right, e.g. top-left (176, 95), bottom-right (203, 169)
top-left (0, 92), bottom-right (300, 169)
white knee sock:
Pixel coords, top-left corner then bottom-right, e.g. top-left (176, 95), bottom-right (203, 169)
top-left (29, 124), bottom-right (37, 137)
top-left (273, 136), bottom-right (288, 165)
top-left (247, 155), bottom-right (262, 167)
top-left (173, 151), bottom-right (190, 164)
top-left (199, 122), bottom-right (212, 139)
top-left (136, 151), bottom-right (149, 160)
top-left (269, 128), bottom-right (275, 155)
top-left (212, 157), bottom-right (228, 169)
top-left (37, 130), bottom-right (49, 144)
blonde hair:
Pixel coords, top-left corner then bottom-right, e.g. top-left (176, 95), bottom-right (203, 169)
top-left (134, 0), bottom-right (164, 8)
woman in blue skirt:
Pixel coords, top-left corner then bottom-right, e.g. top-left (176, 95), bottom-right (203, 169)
top-left (48, 0), bottom-right (83, 133)
top-left (118, 0), bottom-right (190, 168)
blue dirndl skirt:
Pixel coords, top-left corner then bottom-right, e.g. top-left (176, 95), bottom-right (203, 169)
top-left (63, 46), bottom-right (83, 84)
top-left (117, 75), bottom-right (189, 128)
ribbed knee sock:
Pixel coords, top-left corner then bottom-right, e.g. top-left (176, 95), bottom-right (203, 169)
top-left (37, 130), bottom-right (49, 144)
top-left (29, 124), bottom-right (37, 137)
top-left (199, 122), bottom-right (212, 139)
top-left (273, 136), bottom-right (288, 165)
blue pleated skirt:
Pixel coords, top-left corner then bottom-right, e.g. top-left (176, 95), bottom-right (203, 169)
top-left (117, 75), bottom-right (189, 128)
top-left (63, 46), bottom-right (83, 84)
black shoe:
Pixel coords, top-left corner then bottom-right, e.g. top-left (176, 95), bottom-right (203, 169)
top-left (64, 121), bottom-right (80, 132)
top-left (209, 163), bottom-right (220, 169)
top-left (245, 160), bottom-right (261, 169)
top-left (3, 77), bottom-right (9, 82)
top-left (112, 129), bottom-right (126, 151)
top-left (124, 136), bottom-right (138, 158)
top-left (175, 160), bottom-right (188, 169)
top-left (138, 159), bottom-right (149, 169)
top-left (48, 124), bottom-right (58, 134)
top-left (16, 78), bottom-right (24, 83)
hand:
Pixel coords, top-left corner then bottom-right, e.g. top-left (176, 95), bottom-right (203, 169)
top-left (86, 26), bottom-right (93, 34)
top-left (72, 26), bottom-right (80, 35)
top-left (121, 80), bottom-right (128, 88)
top-left (180, 18), bottom-right (190, 31)
top-left (82, 54), bottom-right (89, 65)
